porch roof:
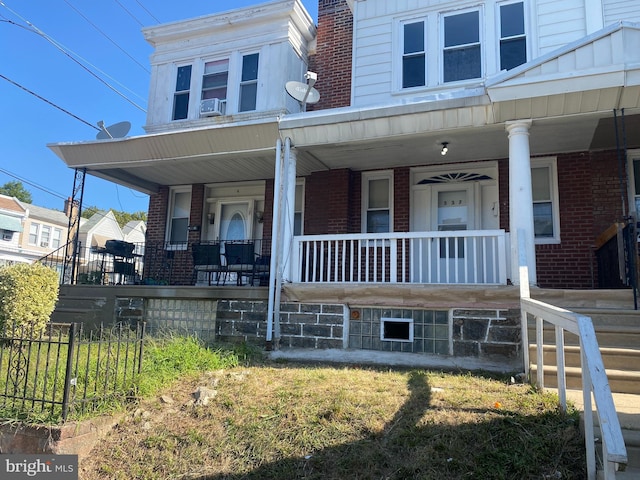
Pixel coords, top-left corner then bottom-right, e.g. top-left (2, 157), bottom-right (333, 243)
top-left (47, 24), bottom-right (640, 195)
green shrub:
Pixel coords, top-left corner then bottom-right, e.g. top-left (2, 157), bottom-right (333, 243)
top-left (0, 263), bottom-right (59, 335)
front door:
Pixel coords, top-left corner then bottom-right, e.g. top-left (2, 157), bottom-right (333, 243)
top-left (410, 165), bottom-right (499, 283)
top-left (218, 202), bottom-right (251, 241)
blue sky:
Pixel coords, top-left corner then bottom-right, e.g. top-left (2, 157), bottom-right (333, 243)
top-left (0, 0), bottom-right (318, 213)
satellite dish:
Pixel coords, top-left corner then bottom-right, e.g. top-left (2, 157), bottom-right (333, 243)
top-left (96, 121), bottom-right (131, 140)
top-left (286, 81), bottom-right (320, 106)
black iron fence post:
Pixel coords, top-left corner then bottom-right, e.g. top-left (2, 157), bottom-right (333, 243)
top-left (137, 321), bottom-right (146, 375)
top-left (61, 322), bottom-right (77, 420)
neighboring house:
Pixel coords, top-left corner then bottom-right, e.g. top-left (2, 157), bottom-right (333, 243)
top-left (0, 194), bottom-right (73, 266)
top-left (49, 0), bottom-right (640, 367)
top-left (0, 195), bottom-right (28, 265)
top-left (18, 201), bottom-right (71, 264)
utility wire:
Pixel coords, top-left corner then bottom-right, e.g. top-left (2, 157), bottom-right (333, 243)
top-left (0, 168), bottom-right (68, 201)
top-left (133, 0), bottom-right (160, 23)
top-left (112, 0), bottom-right (144, 26)
top-left (0, 73), bottom-right (100, 131)
top-left (0, 2), bottom-right (147, 112)
top-left (62, 0), bottom-right (150, 74)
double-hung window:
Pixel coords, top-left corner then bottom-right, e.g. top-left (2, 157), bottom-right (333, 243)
top-left (172, 65), bottom-right (192, 120)
top-left (363, 171), bottom-right (393, 233)
top-left (499, 1), bottom-right (527, 70)
top-left (28, 223), bottom-right (39, 245)
top-left (52, 228), bottom-right (62, 249)
top-left (294, 182), bottom-right (304, 236)
top-left (531, 158), bottom-right (560, 243)
top-left (239, 53), bottom-right (259, 112)
top-left (40, 226), bottom-right (51, 247)
top-left (402, 21), bottom-right (426, 89)
top-left (202, 59), bottom-right (229, 103)
top-left (443, 10), bottom-right (481, 83)
top-left (168, 189), bottom-right (191, 246)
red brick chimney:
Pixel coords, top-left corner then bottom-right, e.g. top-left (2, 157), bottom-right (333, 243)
top-left (308, 0), bottom-right (353, 111)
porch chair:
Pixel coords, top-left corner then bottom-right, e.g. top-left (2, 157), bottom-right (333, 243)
top-left (192, 243), bottom-right (226, 286)
top-left (224, 241), bottom-right (260, 286)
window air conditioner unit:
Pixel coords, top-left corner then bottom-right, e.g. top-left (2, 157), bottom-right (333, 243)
top-left (40, 241), bottom-right (48, 247)
top-left (200, 98), bottom-right (223, 117)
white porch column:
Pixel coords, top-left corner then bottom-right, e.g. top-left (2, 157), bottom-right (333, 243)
top-left (266, 138), bottom-right (283, 347)
top-left (506, 120), bottom-right (537, 286)
top-left (281, 142), bottom-right (297, 282)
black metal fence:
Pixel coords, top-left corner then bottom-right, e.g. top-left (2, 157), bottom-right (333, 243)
top-left (0, 321), bottom-right (145, 422)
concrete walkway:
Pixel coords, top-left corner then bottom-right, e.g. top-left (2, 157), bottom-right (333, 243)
top-left (558, 389), bottom-right (640, 431)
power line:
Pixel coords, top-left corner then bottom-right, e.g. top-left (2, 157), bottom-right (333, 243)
top-left (0, 73), bottom-right (100, 131)
top-left (133, 0), bottom-right (160, 23)
top-left (0, 2), bottom-right (147, 112)
top-left (112, 0), bottom-right (144, 26)
top-left (62, 0), bottom-right (150, 74)
top-left (0, 168), bottom-right (68, 201)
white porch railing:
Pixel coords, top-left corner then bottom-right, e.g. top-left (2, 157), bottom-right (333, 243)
top-left (291, 230), bottom-right (507, 285)
top-left (518, 232), bottom-right (627, 479)
top-left (522, 299), bottom-right (628, 479)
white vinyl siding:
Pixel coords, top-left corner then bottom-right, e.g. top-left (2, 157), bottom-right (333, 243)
top-left (603, 0), bottom-right (640, 24)
top-left (535, 0), bottom-right (586, 54)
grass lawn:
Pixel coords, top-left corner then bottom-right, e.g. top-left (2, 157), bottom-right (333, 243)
top-left (79, 359), bottom-right (585, 480)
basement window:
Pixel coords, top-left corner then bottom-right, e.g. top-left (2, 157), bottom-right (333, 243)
top-left (380, 317), bottom-right (414, 342)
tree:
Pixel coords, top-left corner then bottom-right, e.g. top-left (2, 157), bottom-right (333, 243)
top-left (81, 206), bottom-right (147, 228)
top-left (0, 181), bottom-right (32, 203)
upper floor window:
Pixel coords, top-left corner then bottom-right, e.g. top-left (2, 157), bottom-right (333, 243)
top-left (402, 21), bottom-right (426, 88)
top-left (29, 223), bottom-right (39, 245)
top-left (52, 228), bottom-right (62, 249)
top-left (499, 1), bottom-right (526, 70)
top-left (531, 158), bottom-right (560, 244)
top-left (443, 9), bottom-right (481, 83)
top-left (168, 189), bottom-right (191, 246)
top-left (202, 59), bottom-right (229, 102)
top-left (239, 53), bottom-right (259, 112)
top-left (362, 171), bottom-right (393, 233)
top-left (40, 226), bottom-right (51, 248)
top-left (172, 65), bottom-right (192, 120)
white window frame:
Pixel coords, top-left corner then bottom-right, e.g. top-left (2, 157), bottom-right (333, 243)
top-left (52, 228), bottom-right (62, 249)
top-left (201, 57), bottom-right (229, 110)
top-left (172, 63), bottom-right (193, 121)
top-left (531, 157), bottom-right (560, 245)
top-left (362, 170), bottom-right (394, 233)
top-left (441, 6), bottom-right (484, 84)
top-left (627, 149), bottom-right (640, 219)
top-left (294, 179), bottom-right (305, 236)
top-left (238, 51), bottom-right (260, 112)
top-left (166, 187), bottom-right (192, 249)
top-left (40, 225), bottom-right (51, 248)
top-left (496, 0), bottom-right (528, 71)
top-left (28, 223), bottom-right (39, 245)
top-left (400, 18), bottom-right (427, 90)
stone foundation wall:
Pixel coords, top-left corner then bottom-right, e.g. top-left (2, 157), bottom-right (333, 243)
top-left (278, 303), bottom-right (345, 348)
top-left (111, 298), bottom-right (521, 364)
top-left (452, 308), bottom-right (521, 361)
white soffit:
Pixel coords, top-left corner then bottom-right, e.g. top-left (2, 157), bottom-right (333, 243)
top-left (48, 121), bottom-right (280, 170)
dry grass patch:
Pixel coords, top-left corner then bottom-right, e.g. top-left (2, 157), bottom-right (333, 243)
top-left (80, 362), bottom-right (585, 480)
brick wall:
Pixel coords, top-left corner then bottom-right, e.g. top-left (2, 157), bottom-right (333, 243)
top-left (534, 151), bottom-right (625, 288)
top-left (308, 0), bottom-right (353, 111)
top-left (146, 186), bottom-right (169, 246)
top-left (305, 168), bottom-right (352, 234)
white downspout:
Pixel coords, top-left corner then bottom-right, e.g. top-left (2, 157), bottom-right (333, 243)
top-left (266, 138), bottom-right (283, 348)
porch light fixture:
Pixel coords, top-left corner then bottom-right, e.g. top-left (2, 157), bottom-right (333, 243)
top-left (441, 142), bottom-right (449, 156)
top-left (207, 213), bottom-right (215, 224)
